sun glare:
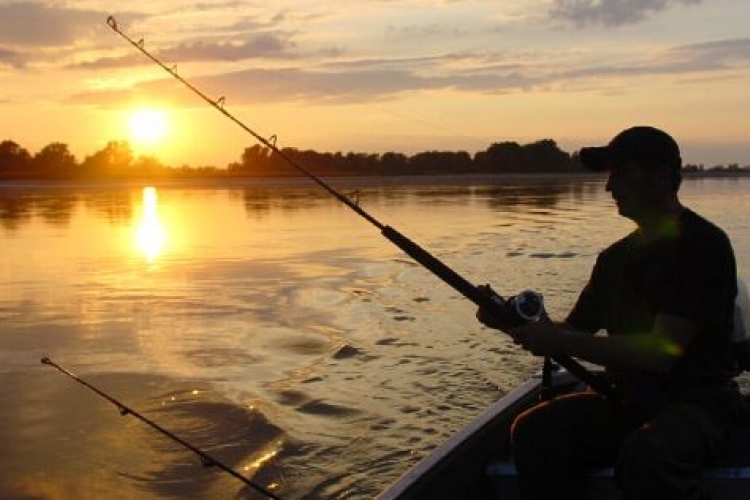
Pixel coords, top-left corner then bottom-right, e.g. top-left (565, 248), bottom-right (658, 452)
top-left (129, 108), bottom-right (169, 147)
top-left (135, 187), bottom-right (167, 263)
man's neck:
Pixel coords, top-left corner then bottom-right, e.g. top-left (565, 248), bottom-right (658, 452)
top-left (635, 199), bottom-right (685, 242)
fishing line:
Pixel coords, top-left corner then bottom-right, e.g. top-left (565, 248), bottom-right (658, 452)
top-left (40, 357), bottom-right (282, 500)
top-left (105, 16), bottom-right (616, 397)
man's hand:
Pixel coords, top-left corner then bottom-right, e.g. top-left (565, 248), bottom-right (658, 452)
top-left (475, 284), bottom-right (546, 331)
top-left (475, 284), bottom-right (509, 330)
top-left (509, 316), bottom-right (564, 356)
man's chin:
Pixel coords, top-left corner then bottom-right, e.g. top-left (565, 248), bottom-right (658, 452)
top-left (615, 200), bottom-right (636, 219)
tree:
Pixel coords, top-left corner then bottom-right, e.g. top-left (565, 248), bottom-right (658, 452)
top-left (474, 141), bottom-right (523, 172)
top-left (343, 151), bottom-right (380, 174)
top-left (132, 155), bottom-right (165, 177)
top-left (474, 139), bottom-right (580, 172)
top-left (81, 141), bottom-right (133, 177)
top-left (32, 142), bottom-right (77, 177)
top-left (409, 151), bottom-right (472, 174)
top-left (522, 139), bottom-right (572, 171)
top-left (0, 140), bottom-right (31, 173)
top-left (242, 144), bottom-right (271, 169)
top-left (380, 152), bottom-right (409, 174)
top-left (228, 144), bottom-right (278, 175)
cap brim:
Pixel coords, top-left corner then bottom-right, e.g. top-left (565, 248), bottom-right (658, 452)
top-left (579, 147), bottom-right (611, 171)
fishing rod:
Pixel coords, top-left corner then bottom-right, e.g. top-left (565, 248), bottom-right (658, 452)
top-left (105, 16), bottom-right (615, 398)
top-left (40, 357), bottom-right (282, 500)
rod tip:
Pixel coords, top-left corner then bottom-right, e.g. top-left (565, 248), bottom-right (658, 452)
top-left (40, 356), bottom-right (51, 364)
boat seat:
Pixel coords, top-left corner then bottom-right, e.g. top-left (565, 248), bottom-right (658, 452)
top-left (486, 419), bottom-right (750, 499)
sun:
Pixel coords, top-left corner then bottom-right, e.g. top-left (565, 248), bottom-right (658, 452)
top-left (128, 108), bottom-right (169, 147)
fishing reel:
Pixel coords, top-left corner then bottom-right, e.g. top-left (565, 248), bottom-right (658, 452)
top-left (480, 285), bottom-right (545, 329)
top-left (507, 290), bottom-right (545, 324)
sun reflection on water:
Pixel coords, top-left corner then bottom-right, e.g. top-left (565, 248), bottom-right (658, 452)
top-left (242, 438), bottom-right (284, 473)
top-left (135, 187), bottom-right (166, 263)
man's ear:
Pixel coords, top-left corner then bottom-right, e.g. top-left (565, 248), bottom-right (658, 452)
top-left (651, 163), bottom-right (675, 193)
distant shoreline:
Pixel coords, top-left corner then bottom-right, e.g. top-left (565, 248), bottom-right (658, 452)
top-left (0, 172), bottom-right (595, 190)
top-left (1, 170), bottom-right (749, 190)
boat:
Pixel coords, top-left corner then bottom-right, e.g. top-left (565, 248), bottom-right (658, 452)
top-left (377, 368), bottom-right (750, 500)
top-left (379, 281), bottom-right (750, 500)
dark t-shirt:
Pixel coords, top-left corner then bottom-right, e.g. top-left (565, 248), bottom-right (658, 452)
top-left (566, 208), bottom-right (738, 393)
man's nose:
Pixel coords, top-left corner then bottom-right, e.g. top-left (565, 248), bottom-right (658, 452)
top-left (605, 173), bottom-right (614, 192)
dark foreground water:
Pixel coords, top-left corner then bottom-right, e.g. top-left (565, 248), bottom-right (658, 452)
top-left (1, 175), bottom-right (749, 499)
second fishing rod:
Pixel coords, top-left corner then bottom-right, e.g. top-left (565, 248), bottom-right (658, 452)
top-left (106, 16), bottom-right (615, 398)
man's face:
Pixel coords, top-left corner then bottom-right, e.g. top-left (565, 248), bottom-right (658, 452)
top-left (605, 161), bottom-right (670, 220)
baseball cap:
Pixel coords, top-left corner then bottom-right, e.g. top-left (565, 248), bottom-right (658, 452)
top-left (579, 126), bottom-right (682, 172)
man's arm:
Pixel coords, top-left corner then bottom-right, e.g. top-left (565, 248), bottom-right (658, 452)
top-left (508, 314), bottom-right (698, 372)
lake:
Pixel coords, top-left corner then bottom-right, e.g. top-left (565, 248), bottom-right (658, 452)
top-left (1, 175), bottom-right (749, 499)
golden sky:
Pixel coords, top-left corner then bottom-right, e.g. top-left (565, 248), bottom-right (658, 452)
top-left (1, 0), bottom-right (749, 167)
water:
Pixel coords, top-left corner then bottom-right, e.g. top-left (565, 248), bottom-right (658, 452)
top-left (1, 175), bottom-right (749, 499)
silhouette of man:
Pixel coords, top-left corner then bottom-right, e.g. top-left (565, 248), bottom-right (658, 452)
top-left (478, 126), bottom-right (744, 499)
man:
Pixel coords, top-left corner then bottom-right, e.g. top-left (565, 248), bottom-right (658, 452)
top-left (477, 126), bottom-right (743, 499)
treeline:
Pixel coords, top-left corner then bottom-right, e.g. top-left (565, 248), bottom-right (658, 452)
top-left (0, 140), bottom-right (177, 180)
top-left (1, 138), bottom-right (747, 180)
top-left (227, 138), bottom-right (589, 176)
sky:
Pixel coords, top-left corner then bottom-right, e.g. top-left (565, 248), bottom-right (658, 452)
top-left (1, 0), bottom-right (749, 168)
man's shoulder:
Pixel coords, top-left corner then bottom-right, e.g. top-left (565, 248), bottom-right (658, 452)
top-left (599, 232), bottom-right (637, 259)
top-left (681, 209), bottom-right (732, 248)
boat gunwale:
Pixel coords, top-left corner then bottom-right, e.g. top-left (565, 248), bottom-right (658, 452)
top-left (376, 374), bottom-right (547, 500)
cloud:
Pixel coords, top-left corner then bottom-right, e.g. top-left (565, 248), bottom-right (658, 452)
top-left (0, 46), bottom-right (25, 68)
top-left (65, 56), bottom-right (539, 110)
top-left (549, 0), bottom-right (703, 27)
top-left (211, 36), bottom-right (750, 98)
top-left (560, 37), bottom-right (750, 81)
top-left (158, 33), bottom-right (294, 61)
top-left (73, 8), bottom-right (307, 70)
top-left (0, 2), bottom-right (107, 47)
top-left (189, 1), bottom-right (247, 11)
top-left (669, 38), bottom-right (750, 69)
top-left (385, 23), bottom-right (471, 39)
top-left (65, 25), bottom-right (750, 108)
top-left (73, 32), bottom-right (303, 70)
top-left (67, 67), bottom-right (432, 107)
top-left (63, 0), bottom-right (750, 110)
top-left (0, 2), bottom-right (145, 67)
